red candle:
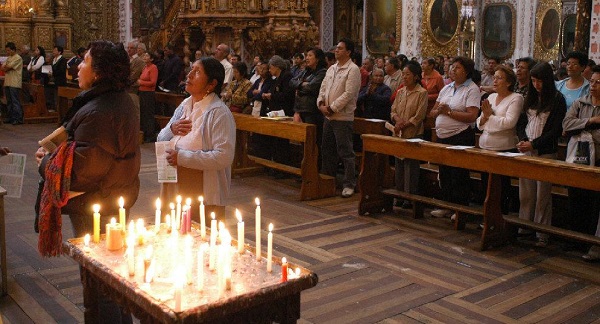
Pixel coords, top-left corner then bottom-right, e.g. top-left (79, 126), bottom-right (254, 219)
top-left (281, 257), bottom-right (288, 282)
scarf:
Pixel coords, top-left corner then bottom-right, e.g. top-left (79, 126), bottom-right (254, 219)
top-left (38, 141), bottom-right (76, 257)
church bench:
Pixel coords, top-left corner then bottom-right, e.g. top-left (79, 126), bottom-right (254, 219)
top-left (232, 113), bottom-right (335, 200)
top-left (56, 86), bottom-right (83, 124)
top-left (22, 82), bottom-right (57, 123)
top-left (358, 134), bottom-right (600, 250)
top-left (154, 92), bottom-right (186, 129)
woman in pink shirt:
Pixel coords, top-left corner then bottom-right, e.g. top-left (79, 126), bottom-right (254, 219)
top-left (138, 52), bottom-right (158, 142)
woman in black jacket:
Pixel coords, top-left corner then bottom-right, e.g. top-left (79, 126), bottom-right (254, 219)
top-left (515, 62), bottom-right (566, 247)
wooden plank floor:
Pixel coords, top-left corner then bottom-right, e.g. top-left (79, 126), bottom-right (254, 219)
top-left (1, 123), bottom-right (599, 323)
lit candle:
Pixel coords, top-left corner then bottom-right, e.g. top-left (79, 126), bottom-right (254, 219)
top-left (83, 234), bottom-right (90, 253)
top-left (197, 244), bottom-right (205, 291)
top-left (236, 209), bottom-right (244, 254)
top-left (175, 195), bottom-right (182, 231)
top-left (221, 230), bottom-right (232, 291)
top-left (267, 223), bottom-right (273, 272)
top-left (255, 198), bottom-right (261, 260)
top-left (92, 204), bottom-right (100, 243)
top-left (144, 245), bottom-right (154, 283)
top-left (170, 203), bottom-right (175, 232)
top-left (209, 213), bottom-right (217, 271)
top-left (173, 267), bottom-right (183, 312)
top-left (118, 197), bottom-right (126, 229)
top-left (281, 257), bottom-right (288, 282)
top-left (105, 217), bottom-right (124, 251)
top-left (185, 235), bottom-right (193, 284)
top-left (128, 220), bottom-right (135, 236)
top-left (155, 198), bottom-right (161, 231)
top-left (185, 198), bottom-right (192, 233)
top-left (198, 196), bottom-right (206, 239)
top-left (180, 205), bottom-right (189, 235)
top-left (126, 236), bottom-right (135, 276)
top-left (136, 219), bottom-right (146, 245)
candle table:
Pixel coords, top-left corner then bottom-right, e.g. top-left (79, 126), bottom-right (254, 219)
top-left (62, 225), bottom-right (318, 323)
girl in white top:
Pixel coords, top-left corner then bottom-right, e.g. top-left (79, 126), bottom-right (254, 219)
top-left (27, 46), bottom-right (46, 82)
top-left (477, 65), bottom-right (523, 151)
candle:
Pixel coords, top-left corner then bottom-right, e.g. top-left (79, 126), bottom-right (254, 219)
top-left (197, 244), bottom-right (205, 291)
top-left (126, 236), bottom-right (135, 276)
top-left (267, 223), bottom-right (273, 272)
top-left (170, 203), bottom-right (175, 232)
top-left (221, 230), bottom-right (232, 291)
top-left (136, 219), bottom-right (146, 245)
top-left (83, 234), bottom-right (90, 253)
top-left (155, 198), bottom-right (161, 230)
top-left (118, 197), bottom-right (126, 228)
top-left (236, 209), bottom-right (244, 254)
top-left (185, 235), bottom-right (193, 284)
top-left (209, 213), bottom-right (217, 271)
top-left (174, 267), bottom-right (183, 312)
top-left (180, 205), bottom-right (189, 235)
top-left (175, 195), bottom-right (182, 230)
top-left (185, 198), bottom-right (192, 233)
top-left (198, 196), bottom-right (206, 239)
top-left (144, 245), bottom-right (154, 283)
top-left (255, 198), bottom-right (261, 260)
top-left (92, 204), bottom-right (100, 243)
top-left (105, 217), bottom-right (124, 251)
top-left (128, 220), bottom-right (135, 236)
top-left (281, 257), bottom-right (288, 282)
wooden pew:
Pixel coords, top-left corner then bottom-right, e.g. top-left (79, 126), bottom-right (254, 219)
top-left (358, 134), bottom-right (600, 250)
top-left (232, 113), bottom-right (336, 200)
top-left (57, 86), bottom-right (83, 124)
top-left (22, 82), bottom-right (58, 123)
top-left (154, 92), bottom-right (186, 129)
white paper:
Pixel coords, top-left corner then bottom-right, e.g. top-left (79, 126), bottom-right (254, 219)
top-left (0, 153), bottom-right (26, 198)
top-left (155, 141), bottom-right (178, 183)
top-left (406, 138), bottom-right (426, 143)
top-left (497, 152), bottom-right (525, 157)
top-left (446, 145), bottom-right (474, 150)
top-left (41, 65), bottom-right (51, 74)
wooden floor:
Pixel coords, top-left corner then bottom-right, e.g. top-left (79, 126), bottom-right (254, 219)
top-left (1, 123), bottom-right (599, 323)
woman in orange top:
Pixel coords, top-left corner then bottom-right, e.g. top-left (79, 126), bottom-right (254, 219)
top-left (421, 57), bottom-right (445, 137)
top-left (137, 52), bottom-right (158, 142)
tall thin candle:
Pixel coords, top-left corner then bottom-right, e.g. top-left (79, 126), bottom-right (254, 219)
top-left (236, 209), bottom-right (244, 254)
top-left (118, 197), bottom-right (126, 228)
top-left (209, 212), bottom-right (217, 271)
top-left (92, 204), bottom-right (100, 243)
top-left (174, 267), bottom-right (183, 311)
top-left (169, 203), bottom-right (175, 232)
top-left (198, 196), bottom-right (206, 239)
top-left (175, 195), bottom-right (182, 230)
top-left (185, 198), bottom-right (192, 232)
top-left (281, 257), bottom-right (288, 282)
top-left (155, 198), bottom-right (161, 230)
top-left (126, 236), bottom-right (135, 276)
top-left (267, 223), bottom-right (273, 272)
top-left (197, 244), bottom-right (206, 291)
top-left (255, 198), bottom-right (261, 260)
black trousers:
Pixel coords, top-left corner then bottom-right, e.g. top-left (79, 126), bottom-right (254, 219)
top-left (437, 127), bottom-right (475, 206)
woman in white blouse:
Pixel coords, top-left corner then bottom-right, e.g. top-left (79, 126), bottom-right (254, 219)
top-left (476, 65), bottom-right (523, 214)
top-left (27, 46), bottom-right (46, 83)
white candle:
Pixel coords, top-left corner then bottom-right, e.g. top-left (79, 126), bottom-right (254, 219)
top-left (221, 230), bottom-right (232, 292)
top-left (198, 196), bottom-right (206, 239)
top-left (126, 236), bottom-right (135, 276)
top-left (267, 223), bottom-right (273, 272)
top-left (92, 204), bottom-right (100, 243)
top-left (209, 213), bottom-right (217, 271)
top-left (174, 267), bottom-right (183, 312)
top-left (136, 219), bottom-right (145, 245)
top-left (175, 195), bottom-right (182, 230)
top-left (144, 245), bottom-right (154, 283)
top-left (118, 197), bottom-right (126, 229)
top-left (185, 235), bottom-right (193, 284)
top-left (83, 234), bottom-right (90, 253)
top-left (197, 244), bottom-right (205, 291)
top-left (170, 203), bottom-right (175, 232)
top-left (155, 198), bottom-right (161, 230)
top-left (255, 198), bottom-right (261, 260)
top-left (236, 209), bottom-right (244, 254)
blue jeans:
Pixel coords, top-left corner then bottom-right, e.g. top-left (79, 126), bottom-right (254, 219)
top-left (321, 119), bottom-right (355, 189)
top-left (5, 87), bottom-right (22, 123)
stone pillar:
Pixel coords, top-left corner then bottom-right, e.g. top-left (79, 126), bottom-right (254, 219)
top-left (321, 0), bottom-right (333, 51)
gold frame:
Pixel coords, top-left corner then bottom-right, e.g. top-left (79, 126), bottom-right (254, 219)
top-left (534, 0), bottom-right (562, 62)
top-left (560, 13), bottom-right (576, 57)
top-left (421, 0), bottom-right (461, 57)
top-left (481, 3), bottom-right (516, 60)
top-left (365, 0), bottom-right (402, 55)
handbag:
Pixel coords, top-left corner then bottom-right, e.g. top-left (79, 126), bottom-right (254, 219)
top-left (566, 130), bottom-right (595, 166)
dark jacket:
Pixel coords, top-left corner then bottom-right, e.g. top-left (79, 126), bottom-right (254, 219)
top-left (357, 83), bottom-right (392, 120)
top-left (247, 77), bottom-right (274, 116)
top-left (52, 56), bottom-right (67, 86)
top-left (290, 67), bottom-right (327, 115)
top-left (41, 82), bottom-right (141, 215)
top-left (266, 70), bottom-right (295, 116)
top-left (161, 54), bottom-right (183, 91)
top-left (517, 91), bottom-right (566, 155)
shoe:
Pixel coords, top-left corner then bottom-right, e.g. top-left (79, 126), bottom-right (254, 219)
top-left (430, 209), bottom-right (452, 218)
top-left (341, 187), bottom-right (354, 198)
top-left (582, 246), bottom-right (600, 262)
top-left (535, 237), bottom-right (548, 247)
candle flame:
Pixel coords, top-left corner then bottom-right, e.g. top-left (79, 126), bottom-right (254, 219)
top-left (198, 195), bottom-right (204, 202)
top-left (118, 196), bottom-right (124, 208)
top-left (84, 234), bottom-right (90, 246)
top-left (218, 221), bottom-right (225, 231)
top-left (255, 197), bottom-right (260, 206)
top-left (185, 197), bottom-right (192, 206)
top-left (236, 209), bottom-right (242, 222)
top-left (269, 223), bottom-right (273, 232)
top-left (92, 204), bottom-right (100, 213)
top-left (110, 217), bottom-right (116, 225)
top-left (282, 257), bottom-right (287, 264)
top-left (155, 198), bottom-right (161, 209)
top-left (170, 203), bottom-right (175, 210)
top-left (176, 195), bottom-right (182, 203)
top-left (211, 212), bottom-right (216, 220)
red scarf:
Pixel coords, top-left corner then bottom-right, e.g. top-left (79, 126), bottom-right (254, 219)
top-left (38, 141), bottom-right (76, 257)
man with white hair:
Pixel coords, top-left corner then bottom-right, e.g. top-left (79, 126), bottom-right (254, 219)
top-left (130, 42), bottom-right (146, 91)
top-left (213, 43), bottom-right (233, 88)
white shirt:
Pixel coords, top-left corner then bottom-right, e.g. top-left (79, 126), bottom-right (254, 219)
top-left (476, 92), bottom-right (523, 151)
top-left (221, 58), bottom-right (233, 85)
top-left (435, 79), bottom-right (481, 139)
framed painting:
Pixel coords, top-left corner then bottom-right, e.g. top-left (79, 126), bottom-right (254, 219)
top-left (561, 14), bottom-right (576, 57)
top-left (540, 8), bottom-right (560, 50)
top-left (482, 3), bottom-right (515, 60)
top-left (140, 0), bottom-right (164, 30)
top-left (427, 0), bottom-right (459, 45)
top-left (365, 0), bottom-right (400, 55)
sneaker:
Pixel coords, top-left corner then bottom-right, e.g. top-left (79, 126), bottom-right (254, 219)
top-left (430, 209), bottom-right (452, 218)
top-left (535, 237), bottom-right (548, 247)
top-left (341, 187), bottom-right (354, 198)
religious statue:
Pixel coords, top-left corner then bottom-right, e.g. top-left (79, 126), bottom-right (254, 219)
top-left (190, 0), bottom-right (198, 10)
top-left (306, 20), bottom-right (319, 46)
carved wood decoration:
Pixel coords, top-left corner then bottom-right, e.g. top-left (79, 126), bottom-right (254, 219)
top-left (421, 0), bottom-right (461, 58)
top-left (534, 0), bottom-right (561, 63)
top-left (573, 0), bottom-right (591, 53)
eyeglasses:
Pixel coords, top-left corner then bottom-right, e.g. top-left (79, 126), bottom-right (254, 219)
top-left (590, 79), bottom-right (600, 86)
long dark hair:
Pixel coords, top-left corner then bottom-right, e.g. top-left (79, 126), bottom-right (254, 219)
top-left (88, 40), bottom-right (130, 90)
top-left (524, 62), bottom-right (558, 114)
top-left (307, 47), bottom-right (327, 71)
top-left (198, 57), bottom-right (225, 96)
